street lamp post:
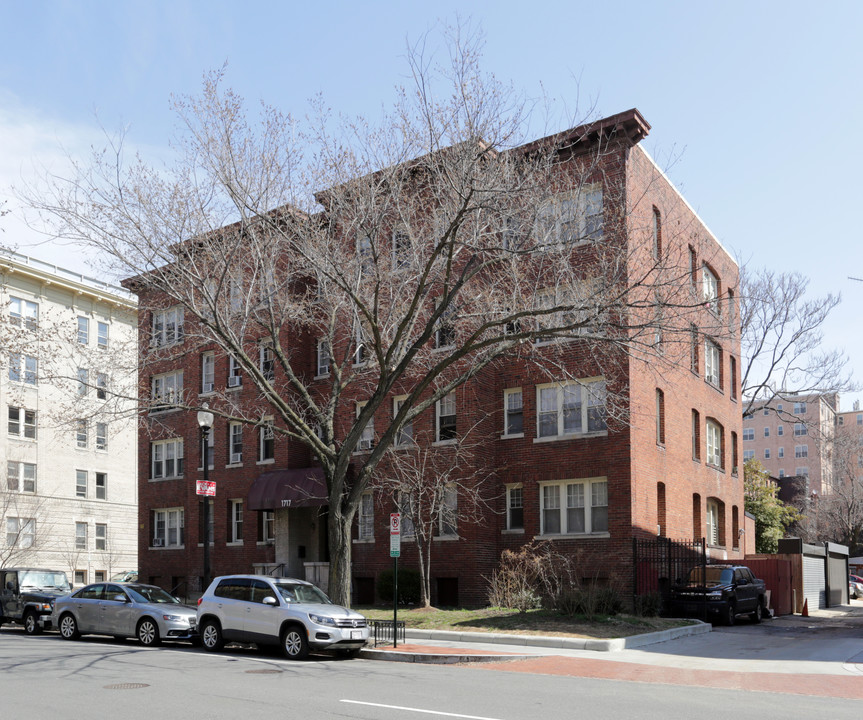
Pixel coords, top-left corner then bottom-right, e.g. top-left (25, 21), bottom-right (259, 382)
top-left (197, 404), bottom-right (214, 592)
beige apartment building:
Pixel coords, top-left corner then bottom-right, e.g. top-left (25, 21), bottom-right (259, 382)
top-left (1, 251), bottom-right (138, 584)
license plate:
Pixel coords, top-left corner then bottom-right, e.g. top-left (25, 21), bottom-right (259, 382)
top-left (351, 630), bottom-right (362, 640)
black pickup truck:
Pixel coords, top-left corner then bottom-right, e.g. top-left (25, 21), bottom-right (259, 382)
top-left (670, 564), bottom-right (767, 625)
top-left (0, 568), bottom-right (72, 634)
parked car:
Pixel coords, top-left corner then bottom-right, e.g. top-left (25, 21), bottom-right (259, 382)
top-left (53, 582), bottom-right (197, 646)
top-left (0, 568), bottom-right (72, 634)
top-left (197, 575), bottom-right (369, 659)
top-left (670, 564), bottom-right (766, 625)
top-left (850, 576), bottom-right (863, 599)
top-left (110, 570), bottom-right (139, 583)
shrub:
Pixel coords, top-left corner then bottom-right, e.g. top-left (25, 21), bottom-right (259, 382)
top-left (377, 568), bottom-right (421, 605)
top-left (634, 592), bottom-right (663, 617)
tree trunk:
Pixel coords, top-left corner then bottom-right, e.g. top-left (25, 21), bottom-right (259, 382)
top-left (327, 506), bottom-right (353, 607)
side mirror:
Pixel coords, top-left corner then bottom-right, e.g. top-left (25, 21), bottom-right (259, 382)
top-left (112, 594), bottom-right (128, 603)
top-left (263, 596), bottom-right (278, 606)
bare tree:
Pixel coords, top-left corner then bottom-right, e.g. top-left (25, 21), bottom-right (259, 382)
top-left (0, 490), bottom-right (50, 567)
top-left (812, 425), bottom-right (863, 552)
top-left (19, 28), bottom-right (726, 605)
top-left (739, 266), bottom-right (854, 418)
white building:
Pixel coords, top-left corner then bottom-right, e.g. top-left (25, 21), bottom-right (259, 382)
top-left (1, 251), bottom-right (138, 584)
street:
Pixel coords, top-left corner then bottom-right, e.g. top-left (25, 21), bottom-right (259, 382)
top-left (2, 621), bottom-right (861, 720)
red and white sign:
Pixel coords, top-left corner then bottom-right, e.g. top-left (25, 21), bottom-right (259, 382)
top-left (196, 480), bottom-right (216, 497)
top-left (390, 513), bottom-right (401, 535)
top-left (390, 513), bottom-right (401, 557)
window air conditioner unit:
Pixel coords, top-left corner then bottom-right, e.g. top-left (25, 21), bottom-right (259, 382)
top-left (358, 439), bottom-right (373, 451)
top-left (202, 382), bottom-right (214, 393)
top-left (152, 537), bottom-right (164, 547)
top-left (230, 452), bottom-right (242, 464)
top-left (228, 376), bottom-right (241, 388)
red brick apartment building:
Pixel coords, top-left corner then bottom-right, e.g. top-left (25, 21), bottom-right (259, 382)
top-left (127, 109), bottom-right (743, 606)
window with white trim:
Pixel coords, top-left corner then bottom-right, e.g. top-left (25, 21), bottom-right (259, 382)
top-left (393, 396), bottom-right (412, 446)
top-left (743, 427), bottom-right (754, 441)
top-left (77, 316), bottom-right (89, 344)
top-left (778, 469), bottom-right (786, 478)
top-left (258, 510), bottom-right (274, 543)
top-left (505, 484), bottom-right (523, 531)
top-left (9, 296), bottom-right (38, 330)
top-left (227, 356), bottom-right (242, 388)
top-left (316, 339), bottom-right (330, 376)
top-left (438, 485), bottom-right (457, 537)
top-left (356, 402), bottom-right (374, 451)
top-left (259, 344), bottom-right (275, 382)
top-left (706, 500), bottom-right (719, 545)
top-left (795, 467), bottom-right (809, 477)
top-left (393, 228), bottom-right (410, 270)
top-left (357, 233), bottom-right (374, 274)
top-left (795, 444), bottom-right (808, 458)
top-left (704, 340), bottom-right (720, 387)
top-left (358, 492), bottom-right (374, 541)
top-left (152, 508), bottom-right (184, 547)
top-left (97, 321), bottom-right (109, 349)
top-left (503, 389), bottom-right (523, 437)
top-left (7, 461), bottom-right (36, 493)
top-left (201, 352), bottom-right (215, 393)
top-left (537, 380), bottom-right (606, 439)
top-left (534, 185), bottom-right (603, 248)
top-left (151, 438), bottom-right (184, 479)
top-left (96, 472), bottom-right (107, 500)
top-left (151, 307), bottom-right (183, 347)
top-left (434, 303), bottom-right (456, 349)
top-left (75, 522), bottom-right (87, 549)
top-left (230, 500), bottom-right (243, 543)
top-left (540, 479), bottom-right (608, 535)
top-left (777, 425), bottom-right (784, 436)
top-left (95, 523), bottom-right (107, 551)
top-left (96, 372), bottom-right (107, 400)
top-left (706, 419), bottom-right (724, 469)
top-left (794, 423), bottom-right (806, 436)
top-left (6, 517), bottom-right (35, 548)
top-left (76, 419), bottom-right (88, 448)
top-left (778, 447), bottom-right (785, 458)
top-left (96, 422), bottom-right (107, 451)
top-left (259, 420), bottom-right (274, 462)
top-left (702, 265), bottom-right (719, 312)
top-left (353, 323), bottom-right (369, 365)
top-left (794, 402), bottom-right (806, 414)
top-left (436, 392), bottom-right (456, 442)
top-left (743, 449), bottom-right (755, 461)
top-left (77, 368), bottom-right (89, 396)
top-left (151, 370), bottom-right (183, 410)
top-left (8, 407), bottom-right (36, 439)
top-left (8, 354), bottom-right (37, 385)
top-left (76, 469), bottom-right (87, 497)
top-left (228, 423), bottom-right (243, 464)
top-left (764, 448), bottom-right (770, 459)
top-left (763, 426), bottom-right (770, 438)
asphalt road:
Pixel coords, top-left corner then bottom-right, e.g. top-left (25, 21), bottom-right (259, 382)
top-left (1, 626), bottom-right (860, 720)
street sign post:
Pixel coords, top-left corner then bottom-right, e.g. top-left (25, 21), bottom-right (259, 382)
top-left (390, 513), bottom-right (400, 647)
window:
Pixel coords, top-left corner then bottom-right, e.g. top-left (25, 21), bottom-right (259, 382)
top-left (706, 419), bottom-right (724, 469)
top-left (730, 356), bottom-right (737, 400)
top-left (858, 414), bottom-right (863, 426)
top-left (152, 307), bottom-right (184, 347)
top-left (731, 432), bottom-right (738, 474)
top-left (778, 447), bottom-right (785, 458)
top-left (777, 404), bottom-right (783, 412)
top-left (97, 321), bottom-right (109, 349)
top-left (702, 265), bottom-right (719, 311)
top-left (763, 408), bottom-right (770, 416)
top-left (77, 316), bottom-right (89, 344)
top-left (794, 402), bottom-right (806, 415)
top-left (228, 356), bottom-right (242, 387)
top-left (358, 492), bottom-right (374, 541)
top-left (6, 517), bottom-right (35, 548)
top-left (259, 344), bottom-right (275, 382)
top-left (96, 472), bottom-right (107, 500)
top-left (795, 467), bottom-right (810, 477)
top-left (96, 372), bottom-right (107, 400)
top-left (778, 469), bottom-right (785, 478)
top-left (8, 407), bottom-right (36, 439)
top-left (704, 340), bottom-right (720, 387)
top-left (151, 370), bottom-right (183, 410)
top-left (689, 246), bottom-right (698, 291)
top-left (259, 421), bottom-right (274, 462)
top-left (75, 522), bottom-right (87, 550)
top-left (95, 524), bottom-right (107, 551)
top-left (356, 402), bottom-right (374, 451)
top-left (692, 409), bottom-right (701, 461)
top-left (258, 510), bottom-right (275, 543)
top-left (353, 323), bottom-right (368, 366)
top-left (230, 500), bottom-right (243, 543)
top-left (764, 448), bottom-right (771, 459)
top-left (436, 392), bottom-right (457, 442)
top-left (690, 325), bottom-right (699, 374)
top-left (777, 425), bottom-right (784, 436)
top-left (706, 500), bottom-right (719, 545)
top-left (229, 423), bottom-right (243, 464)
top-left (743, 428), bottom-right (754, 441)
top-left (357, 233), bottom-right (374, 273)
top-left (540, 479), bottom-right (608, 535)
top-left (794, 423), bottom-right (807, 436)
top-left (316, 339), bottom-right (330, 376)
top-left (505, 484), bottom-right (523, 531)
top-left (8, 354), bottom-right (37, 385)
top-left (535, 185), bottom-right (603, 248)
top-left (77, 368), bottom-right (89, 396)
top-left (393, 228), bottom-right (410, 270)
top-left (96, 422), bottom-right (107, 450)
top-left (76, 419), bottom-right (88, 448)
top-left (795, 445), bottom-right (809, 458)
top-left (652, 207), bottom-right (662, 258)
top-left (743, 449), bottom-right (755, 461)
top-left (9, 296), bottom-right (38, 330)
top-left (537, 380), bottom-right (606, 439)
top-left (434, 302), bottom-right (456, 349)
top-left (201, 352), bottom-right (215, 393)
top-left (393, 396), bottom-right (412, 446)
top-left (763, 427), bottom-right (770, 438)
top-left (152, 508), bottom-right (184, 547)
top-left (228, 279), bottom-right (243, 313)
top-left (94, 570), bottom-right (106, 583)
top-left (151, 438), bottom-right (184, 479)
top-left (656, 388), bottom-right (665, 445)
top-left (727, 289), bottom-right (736, 330)
top-left (7, 461), bottom-right (36, 493)
top-left (74, 570), bottom-right (86, 585)
top-left (503, 389), bottom-right (523, 437)
top-left (439, 485), bottom-right (457, 537)
top-left (76, 469), bottom-right (87, 497)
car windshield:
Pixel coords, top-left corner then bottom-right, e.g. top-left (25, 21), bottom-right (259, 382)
top-left (273, 582), bottom-right (331, 605)
top-left (686, 567), bottom-right (734, 586)
top-left (125, 586), bottom-right (181, 604)
top-left (19, 571), bottom-right (71, 592)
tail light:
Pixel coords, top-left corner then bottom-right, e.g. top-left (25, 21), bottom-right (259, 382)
top-left (197, 597), bottom-right (203, 606)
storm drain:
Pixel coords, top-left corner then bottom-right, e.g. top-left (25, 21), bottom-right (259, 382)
top-left (103, 683), bottom-right (150, 690)
top-left (245, 669), bottom-right (282, 675)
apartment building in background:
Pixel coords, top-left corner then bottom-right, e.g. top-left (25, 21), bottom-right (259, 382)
top-left (1, 251), bottom-right (138, 584)
top-left (128, 109), bottom-right (744, 606)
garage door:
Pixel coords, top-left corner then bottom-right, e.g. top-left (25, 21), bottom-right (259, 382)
top-left (802, 554), bottom-right (826, 610)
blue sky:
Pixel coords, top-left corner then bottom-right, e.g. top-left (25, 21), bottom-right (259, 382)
top-left (1, 0), bottom-right (862, 405)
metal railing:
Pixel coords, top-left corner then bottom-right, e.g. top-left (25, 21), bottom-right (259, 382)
top-left (370, 620), bottom-right (405, 647)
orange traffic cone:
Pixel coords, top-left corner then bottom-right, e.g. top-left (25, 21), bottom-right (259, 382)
top-left (802, 598), bottom-right (809, 616)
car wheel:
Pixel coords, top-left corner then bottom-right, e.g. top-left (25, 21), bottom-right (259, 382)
top-left (59, 613), bottom-right (80, 640)
top-left (281, 626), bottom-right (309, 660)
top-left (23, 610), bottom-right (41, 635)
top-left (137, 618), bottom-right (161, 647)
top-left (200, 619), bottom-right (224, 652)
top-left (750, 600), bottom-right (763, 623)
top-left (724, 601), bottom-right (736, 626)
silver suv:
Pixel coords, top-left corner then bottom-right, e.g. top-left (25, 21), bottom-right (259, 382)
top-left (196, 575), bottom-right (369, 659)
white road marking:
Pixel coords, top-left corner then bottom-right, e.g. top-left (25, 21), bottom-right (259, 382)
top-left (341, 699), bottom-right (504, 720)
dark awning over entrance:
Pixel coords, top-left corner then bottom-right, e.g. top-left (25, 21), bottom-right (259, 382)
top-left (247, 467), bottom-right (328, 511)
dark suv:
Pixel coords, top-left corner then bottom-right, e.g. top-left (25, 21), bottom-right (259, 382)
top-left (0, 568), bottom-right (72, 634)
top-left (671, 564), bottom-right (766, 625)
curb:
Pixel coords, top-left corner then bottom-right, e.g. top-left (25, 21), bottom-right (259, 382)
top-left (359, 648), bottom-right (532, 664)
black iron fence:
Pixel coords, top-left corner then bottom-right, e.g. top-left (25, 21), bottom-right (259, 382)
top-left (633, 537), bottom-right (706, 616)
top-left (370, 620), bottom-right (406, 647)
